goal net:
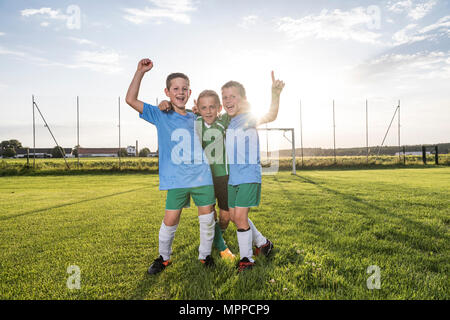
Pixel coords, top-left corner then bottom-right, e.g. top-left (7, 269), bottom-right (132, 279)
top-left (257, 127), bottom-right (296, 175)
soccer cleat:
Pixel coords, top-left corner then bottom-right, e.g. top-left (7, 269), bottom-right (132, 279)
top-left (200, 255), bottom-right (215, 268)
top-left (236, 257), bottom-right (255, 272)
top-left (254, 239), bottom-right (274, 257)
top-left (147, 255), bottom-right (171, 275)
top-left (220, 248), bottom-right (236, 261)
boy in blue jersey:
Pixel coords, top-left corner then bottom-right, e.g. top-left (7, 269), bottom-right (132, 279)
top-left (159, 90), bottom-right (236, 261)
top-left (222, 71), bottom-right (285, 272)
top-left (125, 58), bottom-right (217, 274)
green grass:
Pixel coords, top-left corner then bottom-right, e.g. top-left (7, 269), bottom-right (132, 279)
top-left (0, 168), bottom-right (449, 299)
top-left (1, 154), bottom-right (449, 175)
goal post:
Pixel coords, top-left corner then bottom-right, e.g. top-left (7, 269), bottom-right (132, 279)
top-left (257, 127), bottom-right (296, 175)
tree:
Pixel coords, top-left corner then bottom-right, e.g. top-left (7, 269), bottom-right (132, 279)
top-left (139, 147), bottom-right (150, 157)
top-left (51, 146), bottom-right (65, 158)
top-left (1, 139), bottom-right (22, 157)
top-left (2, 147), bottom-right (16, 158)
top-left (117, 148), bottom-right (128, 157)
top-left (72, 145), bottom-right (80, 157)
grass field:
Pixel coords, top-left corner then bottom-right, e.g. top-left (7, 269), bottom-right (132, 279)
top-left (1, 154), bottom-right (449, 175)
top-left (0, 167), bottom-right (449, 299)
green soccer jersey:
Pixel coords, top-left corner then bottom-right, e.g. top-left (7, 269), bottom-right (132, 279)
top-left (196, 113), bottom-right (230, 177)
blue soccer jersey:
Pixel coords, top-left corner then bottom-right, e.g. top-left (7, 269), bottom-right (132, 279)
top-left (139, 103), bottom-right (213, 190)
top-left (225, 113), bottom-right (261, 186)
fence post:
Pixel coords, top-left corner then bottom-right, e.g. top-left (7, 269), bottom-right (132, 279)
top-left (403, 146), bottom-right (406, 165)
top-left (422, 146), bottom-right (427, 165)
top-left (435, 145), bottom-right (439, 165)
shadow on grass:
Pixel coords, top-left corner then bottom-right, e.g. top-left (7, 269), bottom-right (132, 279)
top-left (129, 237), bottom-right (277, 300)
top-left (0, 167), bottom-right (159, 177)
top-left (0, 186), bottom-right (151, 221)
top-left (1, 163), bottom-right (448, 177)
top-left (291, 174), bottom-right (448, 253)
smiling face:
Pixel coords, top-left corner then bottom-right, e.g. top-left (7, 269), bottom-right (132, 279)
top-left (221, 86), bottom-right (243, 118)
top-left (198, 96), bottom-right (221, 125)
top-left (164, 77), bottom-right (191, 110)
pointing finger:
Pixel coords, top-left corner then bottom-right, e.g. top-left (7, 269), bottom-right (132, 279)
top-left (271, 70), bottom-right (275, 83)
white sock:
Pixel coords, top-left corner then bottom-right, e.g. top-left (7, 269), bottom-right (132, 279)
top-left (248, 219), bottom-right (267, 248)
top-left (198, 212), bottom-right (215, 260)
top-left (158, 221), bottom-right (178, 261)
top-left (237, 228), bottom-right (254, 262)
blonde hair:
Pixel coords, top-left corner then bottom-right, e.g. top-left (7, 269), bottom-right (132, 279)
top-left (197, 90), bottom-right (221, 106)
top-left (221, 81), bottom-right (246, 99)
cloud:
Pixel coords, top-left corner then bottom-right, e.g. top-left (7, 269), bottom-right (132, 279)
top-left (67, 37), bottom-right (97, 46)
top-left (239, 15), bottom-right (258, 29)
top-left (0, 46), bottom-right (26, 57)
top-left (276, 8), bottom-right (383, 44)
top-left (21, 7), bottom-right (68, 20)
top-left (71, 50), bottom-right (123, 74)
top-left (354, 50), bottom-right (450, 81)
top-left (387, 0), bottom-right (437, 20)
top-left (392, 23), bottom-right (428, 45)
top-left (391, 15), bottom-right (450, 45)
top-left (419, 14), bottom-right (450, 33)
top-left (123, 0), bottom-right (196, 24)
top-left (0, 44), bottom-right (123, 74)
top-left (0, 32), bottom-right (5, 36)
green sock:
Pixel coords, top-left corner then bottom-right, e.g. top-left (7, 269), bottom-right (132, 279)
top-left (213, 221), bottom-right (228, 252)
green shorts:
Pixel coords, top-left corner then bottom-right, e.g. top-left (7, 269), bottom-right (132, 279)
top-left (166, 185), bottom-right (215, 210)
top-left (227, 183), bottom-right (261, 208)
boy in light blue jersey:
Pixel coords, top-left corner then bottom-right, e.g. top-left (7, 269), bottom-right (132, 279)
top-left (126, 58), bottom-right (216, 274)
top-left (222, 72), bottom-right (285, 272)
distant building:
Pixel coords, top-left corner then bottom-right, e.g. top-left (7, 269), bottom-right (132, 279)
top-left (15, 148), bottom-right (72, 158)
top-left (127, 146), bottom-right (136, 156)
top-left (395, 151), bottom-right (431, 156)
top-left (78, 148), bottom-right (119, 157)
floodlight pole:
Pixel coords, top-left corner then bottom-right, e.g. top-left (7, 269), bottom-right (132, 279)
top-left (333, 99), bottom-right (336, 164)
top-left (118, 96), bottom-right (121, 169)
top-left (300, 100), bottom-right (304, 167)
top-left (32, 95), bottom-right (36, 168)
top-left (291, 128), bottom-right (296, 175)
top-left (398, 100), bottom-right (401, 163)
top-left (266, 123), bottom-right (269, 159)
top-left (366, 99), bottom-right (369, 164)
top-left (77, 96), bottom-right (80, 168)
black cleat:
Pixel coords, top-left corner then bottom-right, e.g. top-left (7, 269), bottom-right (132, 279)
top-left (254, 239), bottom-right (274, 257)
top-left (200, 255), bottom-right (215, 268)
top-left (147, 255), bottom-right (171, 275)
top-left (236, 257), bottom-right (255, 272)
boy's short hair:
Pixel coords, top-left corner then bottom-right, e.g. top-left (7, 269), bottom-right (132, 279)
top-left (221, 81), bottom-right (246, 99)
top-left (166, 73), bottom-right (190, 89)
top-left (197, 90), bottom-right (221, 106)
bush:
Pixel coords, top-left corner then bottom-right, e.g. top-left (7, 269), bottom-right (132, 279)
top-left (51, 147), bottom-right (65, 158)
top-left (139, 148), bottom-right (150, 157)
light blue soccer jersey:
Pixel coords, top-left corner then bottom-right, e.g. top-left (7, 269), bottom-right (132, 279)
top-left (139, 103), bottom-right (213, 190)
top-left (225, 113), bottom-right (261, 186)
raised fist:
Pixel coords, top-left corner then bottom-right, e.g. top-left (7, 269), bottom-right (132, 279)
top-left (137, 58), bottom-right (153, 73)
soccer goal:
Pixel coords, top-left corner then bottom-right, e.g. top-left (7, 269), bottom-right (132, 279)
top-left (257, 127), bottom-right (296, 175)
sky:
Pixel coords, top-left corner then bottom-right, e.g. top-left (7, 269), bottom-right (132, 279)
top-left (0, 0), bottom-right (449, 152)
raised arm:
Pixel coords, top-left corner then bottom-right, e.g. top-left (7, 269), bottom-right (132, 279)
top-left (125, 58), bottom-right (153, 114)
top-left (256, 71), bottom-right (285, 126)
